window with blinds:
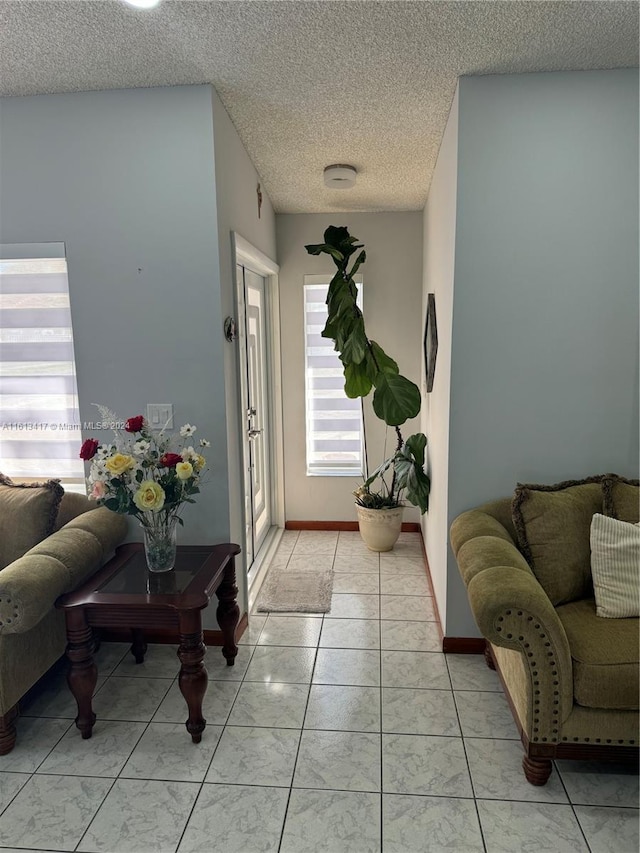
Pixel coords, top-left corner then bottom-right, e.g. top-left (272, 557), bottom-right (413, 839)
top-left (304, 274), bottom-right (364, 476)
top-left (0, 245), bottom-right (85, 492)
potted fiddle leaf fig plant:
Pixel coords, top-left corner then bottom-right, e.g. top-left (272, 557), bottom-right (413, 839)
top-left (305, 225), bottom-right (430, 551)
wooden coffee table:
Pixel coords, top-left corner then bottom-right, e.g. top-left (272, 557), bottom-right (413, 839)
top-left (56, 543), bottom-right (241, 743)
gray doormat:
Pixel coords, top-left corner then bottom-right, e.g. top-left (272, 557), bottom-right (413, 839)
top-left (256, 567), bottom-right (334, 613)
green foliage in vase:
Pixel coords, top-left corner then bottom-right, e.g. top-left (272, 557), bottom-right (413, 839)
top-left (305, 225), bottom-right (430, 513)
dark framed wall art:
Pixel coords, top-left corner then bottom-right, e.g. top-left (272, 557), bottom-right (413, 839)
top-left (423, 292), bottom-right (438, 393)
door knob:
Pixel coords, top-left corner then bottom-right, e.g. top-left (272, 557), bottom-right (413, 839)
top-left (248, 429), bottom-right (262, 438)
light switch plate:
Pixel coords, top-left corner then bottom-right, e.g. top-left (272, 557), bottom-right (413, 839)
top-left (146, 403), bottom-right (174, 430)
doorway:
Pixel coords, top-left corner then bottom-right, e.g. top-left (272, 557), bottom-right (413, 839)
top-left (233, 234), bottom-right (284, 595)
top-left (238, 264), bottom-right (270, 566)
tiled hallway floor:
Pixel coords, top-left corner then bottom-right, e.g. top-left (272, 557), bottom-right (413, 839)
top-left (0, 531), bottom-right (638, 852)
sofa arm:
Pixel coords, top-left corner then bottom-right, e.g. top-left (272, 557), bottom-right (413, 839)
top-left (451, 508), bottom-right (516, 557)
top-left (62, 507), bottom-right (128, 557)
top-left (467, 566), bottom-right (574, 740)
top-left (0, 508), bottom-right (127, 636)
top-left (452, 507), bottom-right (574, 743)
top-left (0, 552), bottom-right (72, 634)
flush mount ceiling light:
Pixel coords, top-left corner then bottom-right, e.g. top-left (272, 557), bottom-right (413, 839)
top-left (122, 0), bottom-right (162, 8)
top-left (323, 164), bottom-right (357, 189)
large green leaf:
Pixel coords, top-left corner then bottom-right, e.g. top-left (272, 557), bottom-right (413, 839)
top-left (344, 361), bottom-right (373, 398)
top-left (327, 271), bottom-right (347, 300)
top-left (327, 276), bottom-right (359, 320)
top-left (404, 433), bottom-right (427, 467)
top-left (405, 465), bottom-right (431, 513)
top-left (326, 289), bottom-right (350, 324)
top-left (364, 453), bottom-right (396, 488)
top-left (335, 313), bottom-right (358, 350)
top-left (324, 245), bottom-right (346, 263)
top-left (393, 433), bottom-right (430, 513)
top-left (324, 278), bottom-right (355, 344)
top-left (332, 290), bottom-right (359, 322)
top-left (324, 226), bottom-right (363, 259)
top-left (322, 315), bottom-right (339, 340)
top-left (368, 340), bottom-right (399, 376)
top-left (305, 242), bottom-right (328, 256)
top-left (349, 249), bottom-right (366, 278)
top-left (304, 242), bottom-right (345, 263)
top-left (324, 225), bottom-right (351, 247)
top-left (362, 347), bottom-right (380, 383)
top-left (342, 319), bottom-right (368, 364)
top-left (372, 374), bottom-right (421, 425)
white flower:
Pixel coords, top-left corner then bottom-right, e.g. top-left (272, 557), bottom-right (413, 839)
top-left (199, 439), bottom-right (210, 447)
top-left (181, 445), bottom-right (197, 462)
top-left (88, 458), bottom-right (108, 484)
top-left (133, 439), bottom-right (150, 456)
top-left (180, 424), bottom-right (196, 437)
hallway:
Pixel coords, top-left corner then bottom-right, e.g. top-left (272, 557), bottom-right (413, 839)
top-left (1, 530), bottom-right (637, 852)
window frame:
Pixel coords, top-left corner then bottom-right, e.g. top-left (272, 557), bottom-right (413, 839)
top-left (303, 273), bottom-right (364, 478)
top-left (0, 243), bottom-right (86, 493)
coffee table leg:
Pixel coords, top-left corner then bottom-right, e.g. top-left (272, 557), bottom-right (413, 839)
top-left (65, 609), bottom-right (97, 739)
top-left (130, 629), bottom-right (147, 664)
top-left (178, 612), bottom-right (207, 743)
top-left (216, 556), bottom-right (240, 666)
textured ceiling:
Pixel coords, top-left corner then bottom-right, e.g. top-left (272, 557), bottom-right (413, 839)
top-left (1, 1), bottom-right (638, 213)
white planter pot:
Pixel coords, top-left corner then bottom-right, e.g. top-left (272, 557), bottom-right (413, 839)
top-left (355, 504), bottom-right (404, 552)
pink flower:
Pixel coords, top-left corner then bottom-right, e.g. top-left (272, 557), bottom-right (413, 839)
top-left (90, 481), bottom-right (106, 499)
top-left (80, 438), bottom-right (99, 460)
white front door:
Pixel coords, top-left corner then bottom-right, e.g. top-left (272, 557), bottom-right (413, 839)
top-left (238, 264), bottom-right (271, 574)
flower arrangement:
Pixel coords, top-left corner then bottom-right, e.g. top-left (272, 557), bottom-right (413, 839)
top-left (79, 408), bottom-right (209, 570)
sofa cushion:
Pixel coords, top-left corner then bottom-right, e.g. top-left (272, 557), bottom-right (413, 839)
top-left (590, 514), bottom-right (640, 619)
top-left (602, 475), bottom-right (640, 524)
top-left (28, 527), bottom-right (103, 589)
top-left (54, 492), bottom-right (94, 532)
top-left (512, 477), bottom-right (604, 606)
top-left (0, 475), bottom-right (64, 570)
top-left (556, 598), bottom-right (639, 710)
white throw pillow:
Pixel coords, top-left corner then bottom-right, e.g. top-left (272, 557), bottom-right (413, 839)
top-left (590, 513), bottom-right (640, 618)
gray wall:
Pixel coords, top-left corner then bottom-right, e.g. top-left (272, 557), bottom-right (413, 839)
top-left (0, 85), bottom-right (230, 545)
top-left (446, 69), bottom-right (639, 636)
top-left (421, 85), bottom-right (459, 633)
top-left (276, 212), bottom-right (424, 522)
top-left (210, 88), bottom-right (277, 616)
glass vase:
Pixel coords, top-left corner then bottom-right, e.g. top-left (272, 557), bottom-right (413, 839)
top-left (142, 517), bottom-right (178, 573)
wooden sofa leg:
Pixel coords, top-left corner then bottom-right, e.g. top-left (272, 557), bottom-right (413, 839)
top-left (0, 705), bottom-right (18, 755)
top-left (523, 755), bottom-right (552, 785)
top-left (484, 644), bottom-right (496, 670)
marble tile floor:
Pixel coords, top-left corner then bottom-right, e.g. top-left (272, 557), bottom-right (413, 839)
top-left (0, 530), bottom-right (637, 853)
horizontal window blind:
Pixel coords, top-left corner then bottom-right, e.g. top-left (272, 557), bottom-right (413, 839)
top-left (304, 276), bottom-right (364, 476)
top-left (0, 250), bottom-right (85, 492)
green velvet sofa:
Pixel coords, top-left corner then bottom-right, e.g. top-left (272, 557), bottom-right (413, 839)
top-left (451, 481), bottom-right (639, 786)
top-left (0, 491), bottom-right (127, 753)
